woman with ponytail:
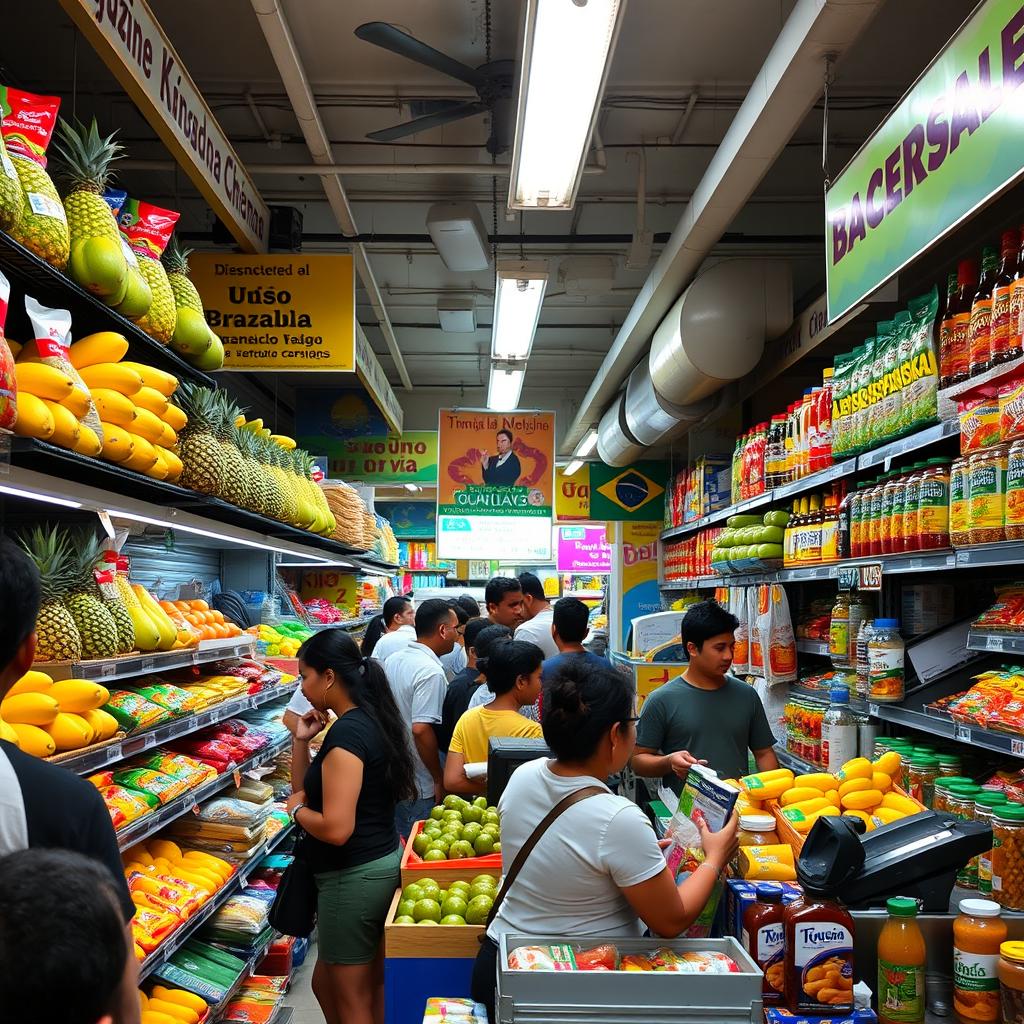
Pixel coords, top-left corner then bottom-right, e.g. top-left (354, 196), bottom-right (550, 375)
top-left (287, 628), bottom-right (416, 1024)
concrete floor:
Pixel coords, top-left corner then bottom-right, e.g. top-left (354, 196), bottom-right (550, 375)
top-left (283, 941), bottom-right (322, 1024)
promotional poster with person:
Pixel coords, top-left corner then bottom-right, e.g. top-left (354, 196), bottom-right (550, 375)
top-left (437, 409), bottom-right (554, 560)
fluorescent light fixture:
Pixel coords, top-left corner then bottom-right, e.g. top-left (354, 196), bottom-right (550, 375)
top-left (563, 459), bottom-right (584, 476)
top-left (404, 483), bottom-right (420, 493)
top-left (106, 509), bottom-right (335, 563)
top-left (491, 260), bottom-right (548, 360)
top-left (487, 364), bottom-right (526, 411)
top-left (574, 429), bottom-right (599, 458)
top-left (0, 482), bottom-right (83, 509)
top-left (509, 0), bottom-right (627, 210)
top-left (277, 560), bottom-right (356, 568)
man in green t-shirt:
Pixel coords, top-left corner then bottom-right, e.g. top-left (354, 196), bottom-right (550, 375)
top-left (632, 600), bottom-right (778, 794)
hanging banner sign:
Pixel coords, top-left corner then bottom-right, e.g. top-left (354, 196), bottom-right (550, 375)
top-left (617, 520), bottom-right (662, 650)
top-left (296, 389), bottom-right (435, 484)
top-left (590, 461), bottom-right (668, 521)
top-left (189, 254), bottom-right (355, 370)
top-left (58, 0), bottom-right (269, 252)
top-left (436, 409), bottom-right (555, 560)
top-left (556, 525), bottom-right (612, 573)
top-left (355, 325), bottom-right (403, 434)
top-left (556, 465), bottom-right (591, 520)
top-left (826, 0), bottom-right (1024, 321)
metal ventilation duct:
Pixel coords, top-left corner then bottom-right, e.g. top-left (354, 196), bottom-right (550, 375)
top-left (623, 365), bottom-right (715, 448)
top-left (597, 396), bottom-right (646, 466)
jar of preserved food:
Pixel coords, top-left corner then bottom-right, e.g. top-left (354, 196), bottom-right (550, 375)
top-left (868, 619), bottom-right (905, 703)
top-left (934, 776), bottom-right (976, 815)
top-left (917, 458), bottom-right (952, 550)
top-left (908, 753), bottom-right (941, 809)
top-left (743, 883), bottom-right (786, 1006)
top-left (899, 463), bottom-right (925, 553)
top-left (739, 813), bottom-right (780, 847)
top-left (1006, 439), bottom-right (1024, 541)
top-left (949, 783), bottom-right (984, 889)
top-left (968, 445), bottom-right (1008, 545)
top-left (868, 475), bottom-right (888, 556)
top-left (953, 898), bottom-right (1006, 1022)
top-left (950, 455), bottom-right (971, 547)
top-left (783, 892), bottom-right (855, 1014)
top-left (975, 793), bottom-right (1009, 898)
top-left (855, 619), bottom-right (876, 700)
top-left (939, 753), bottom-right (964, 778)
top-left (992, 804), bottom-right (1024, 910)
top-left (847, 483), bottom-right (865, 559)
top-left (999, 941), bottom-right (1024, 1024)
top-left (829, 593), bottom-right (851, 666)
top-left (880, 472), bottom-right (902, 555)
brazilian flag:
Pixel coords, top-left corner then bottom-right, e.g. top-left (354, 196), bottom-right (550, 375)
top-left (589, 461), bottom-right (668, 521)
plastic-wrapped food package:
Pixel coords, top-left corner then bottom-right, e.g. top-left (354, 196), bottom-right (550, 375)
top-left (99, 784), bottom-right (158, 826)
top-left (102, 690), bottom-right (170, 732)
top-left (135, 751), bottom-right (217, 786)
top-left (197, 797), bottom-right (270, 826)
top-left (206, 893), bottom-right (270, 935)
top-left (731, 586), bottom-right (750, 675)
top-left (113, 767), bottom-right (191, 804)
top-left (133, 682), bottom-right (201, 716)
top-left (227, 779), bottom-right (275, 805)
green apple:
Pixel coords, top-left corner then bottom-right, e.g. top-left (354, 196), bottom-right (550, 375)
top-left (394, 915), bottom-right (416, 924)
top-left (465, 894), bottom-right (494, 925)
top-left (462, 823), bottom-right (483, 843)
top-left (442, 810), bottom-right (462, 823)
top-left (417, 919), bottom-right (439, 925)
top-left (417, 878), bottom-right (438, 889)
top-left (440, 914), bottom-right (466, 926)
top-left (398, 899), bottom-right (417, 918)
top-left (423, 849), bottom-right (447, 862)
top-left (418, 880), bottom-right (441, 900)
top-left (493, 841), bottom-right (501, 853)
top-left (443, 794), bottom-right (466, 810)
top-left (473, 796), bottom-right (488, 809)
top-left (450, 840), bottom-right (475, 859)
top-left (469, 882), bottom-right (497, 900)
top-left (449, 881), bottom-right (471, 896)
top-left (412, 898), bottom-right (442, 923)
top-left (402, 884), bottom-right (425, 903)
top-left (442, 895), bottom-right (468, 918)
top-left (482, 823), bottom-right (500, 837)
top-left (412, 833), bottom-right (431, 856)
top-left (442, 823), bottom-right (464, 841)
top-left (482, 810), bottom-right (500, 826)
top-left (438, 890), bottom-right (448, 902)
top-left (429, 806), bottom-right (446, 821)
top-left (471, 874), bottom-right (497, 888)
top-left (473, 833), bottom-right (496, 856)
top-left (428, 836), bottom-right (451, 854)
top-left (462, 805), bottom-right (483, 824)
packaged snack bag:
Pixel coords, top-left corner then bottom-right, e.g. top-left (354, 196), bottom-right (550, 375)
top-left (748, 586), bottom-right (765, 677)
top-left (763, 583), bottom-right (798, 685)
top-left (960, 394), bottom-right (1001, 453)
top-left (117, 198), bottom-right (179, 343)
top-left (102, 690), bottom-right (169, 732)
top-left (870, 325), bottom-right (890, 441)
top-left (831, 352), bottom-right (853, 457)
top-left (905, 287), bottom-right (941, 431)
top-left (732, 586), bottom-right (750, 675)
top-left (1000, 372), bottom-right (1024, 442)
top-left (113, 767), bottom-right (191, 804)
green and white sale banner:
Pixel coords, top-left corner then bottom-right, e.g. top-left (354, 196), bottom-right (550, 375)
top-left (826, 0), bottom-right (1024, 321)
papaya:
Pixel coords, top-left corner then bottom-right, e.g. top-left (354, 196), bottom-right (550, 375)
top-left (7, 670), bottom-right (54, 696)
top-left (68, 331), bottom-right (129, 369)
top-left (48, 679), bottom-right (110, 713)
top-left (12, 393), bottom-right (55, 440)
top-left (41, 400), bottom-right (82, 449)
top-left (11, 723), bottom-right (56, 757)
top-left (45, 712), bottom-right (94, 751)
top-left (0, 693), bottom-right (60, 726)
top-left (77, 362), bottom-right (143, 395)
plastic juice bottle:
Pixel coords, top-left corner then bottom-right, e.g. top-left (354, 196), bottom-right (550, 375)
top-left (991, 229), bottom-right (1020, 367)
top-left (868, 474), bottom-right (888, 556)
top-left (789, 496), bottom-right (807, 564)
top-left (800, 391), bottom-right (815, 478)
top-left (969, 246), bottom-right (999, 378)
top-left (849, 482), bottom-right (867, 558)
top-left (947, 259), bottom-right (979, 386)
top-left (782, 406), bottom-right (795, 485)
top-left (754, 422), bottom-right (769, 495)
top-left (822, 685), bottom-right (859, 771)
top-left (804, 494), bottom-right (824, 564)
top-left (811, 369), bottom-right (834, 473)
top-left (732, 434), bottom-right (744, 501)
top-left (877, 897), bottom-right (926, 1024)
top-left (821, 488), bottom-right (841, 562)
top-left (1010, 225), bottom-right (1024, 361)
top-left (939, 272), bottom-right (959, 388)
top-left (765, 415), bottom-right (784, 489)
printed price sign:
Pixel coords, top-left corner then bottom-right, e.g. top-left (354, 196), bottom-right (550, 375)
top-left (858, 563), bottom-right (883, 591)
top-left (955, 723), bottom-right (972, 743)
top-left (1012, 738), bottom-right (1024, 757)
top-left (836, 567), bottom-right (859, 591)
top-left (868, 703), bottom-right (880, 717)
top-left (987, 634), bottom-right (1004, 651)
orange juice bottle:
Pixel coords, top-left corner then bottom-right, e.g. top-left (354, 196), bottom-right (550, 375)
top-left (877, 897), bottom-right (926, 1024)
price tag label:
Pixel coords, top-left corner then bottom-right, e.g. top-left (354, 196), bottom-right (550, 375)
top-left (191, 802), bottom-right (201, 816)
top-left (140, 657), bottom-right (154, 672)
top-left (100, 662), bottom-right (117, 679)
top-left (987, 634), bottom-right (1004, 651)
top-left (868, 703), bottom-right (879, 717)
top-left (836, 567), bottom-right (859, 591)
top-left (955, 724), bottom-right (972, 743)
top-left (859, 563), bottom-right (883, 591)
top-left (1012, 738), bottom-right (1024, 757)
top-left (233, 770), bottom-right (242, 788)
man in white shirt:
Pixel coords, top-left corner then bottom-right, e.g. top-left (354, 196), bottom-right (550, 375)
top-left (439, 600), bottom-right (470, 680)
top-left (385, 598), bottom-right (459, 836)
top-left (367, 595), bottom-right (416, 664)
top-left (513, 572), bottom-right (558, 660)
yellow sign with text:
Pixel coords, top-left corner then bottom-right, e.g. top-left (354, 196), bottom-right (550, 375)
top-left (189, 254), bottom-right (355, 370)
top-left (299, 570), bottom-right (359, 617)
top-left (555, 465), bottom-right (590, 520)
top-left (635, 663), bottom-right (686, 707)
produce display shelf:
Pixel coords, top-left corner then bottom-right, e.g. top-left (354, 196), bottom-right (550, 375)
top-left (60, 681), bottom-right (297, 777)
top-left (138, 820), bottom-right (295, 982)
top-left (660, 420), bottom-right (960, 543)
top-left (795, 639), bottom-right (830, 656)
top-left (660, 577), bottom-right (718, 591)
top-left (356, 555), bottom-right (402, 573)
top-left (0, 230), bottom-right (216, 387)
top-left (1, 455), bottom-right (371, 567)
top-left (46, 636), bottom-right (257, 686)
top-left (774, 745), bottom-right (821, 775)
top-left (117, 733), bottom-right (291, 851)
top-left (307, 613), bottom-right (379, 632)
top-left (967, 629), bottom-right (1024, 655)
top-left (866, 703), bottom-right (1024, 760)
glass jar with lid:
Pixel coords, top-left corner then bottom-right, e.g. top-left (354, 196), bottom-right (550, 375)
top-left (868, 474), bottom-right (888, 556)
top-left (829, 593), bottom-right (851, 666)
top-left (939, 753), bottom-right (964, 778)
top-left (975, 792), bottom-right (1009, 898)
top-left (868, 618), bottom-right (905, 703)
top-left (999, 941), bottom-right (1024, 1023)
top-left (908, 754), bottom-right (941, 809)
top-left (950, 455), bottom-right (971, 547)
top-left (738, 813), bottom-right (780, 847)
top-left (880, 471), bottom-right (903, 555)
top-left (917, 458), bottom-right (952, 550)
top-left (899, 463), bottom-right (926, 553)
top-left (992, 804), bottom-right (1024, 910)
top-left (948, 783), bottom-right (984, 889)
top-left (968, 445), bottom-right (1008, 546)
top-left (934, 776), bottom-right (976, 815)
top-left (850, 483), bottom-right (868, 558)
top-left (953, 898), bottom-right (1006, 1022)
top-left (1006, 439), bottom-right (1024, 541)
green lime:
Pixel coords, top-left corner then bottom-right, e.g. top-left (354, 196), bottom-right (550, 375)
top-left (412, 898), bottom-right (442, 923)
top-left (418, 880), bottom-right (441, 900)
top-left (473, 796), bottom-right (488, 809)
top-left (417, 919), bottom-right (438, 925)
top-left (394, 915), bottom-right (416, 924)
top-left (397, 899), bottom-right (416, 918)
top-left (450, 840), bottom-right (476, 859)
top-left (465, 893), bottom-right (494, 925)
top-left (442, 895), bottom-right (469, 918)
top-left (473, 833), bottom-right (495, 856)
top-left (440, 914), bottom-right (467, 926)
top-left (402, 884), bottom-right (425, 903)
top-left (412, 833), bottom-right (431, 856)
top-left (443, 794), bottom-right (465, 810)
top-left (471, 875), bottom-right (496, 888)
top-left (429, 806), bottom-right (446, 821)
top-left (449, 881), bottom-right (471, 895)
top-left (423, 849), bottom-right (448, 862)
top-left (462, 823), bottom-right (483, 843)
top-left (483, 810), bottom-right (500, 827)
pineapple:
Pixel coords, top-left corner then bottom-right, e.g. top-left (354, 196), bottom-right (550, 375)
top-left (211, 392), bottom-right (250, 509)
top-left (9, 152), bottom-right (70, 270)
top-left (105, 596), bottom-right (136, 654)
top-left (66, 532), bottom-right (120, 659)
top-left (0, 134), bottom-right (25, 232)
top-left (236, 426), bottom-right (276, 519)
top-left (162, 240), bottom-right (214, 358)
top-left (17, 526), bottom-right (82, 662)
top-left (262, 434), bottom-right (296, 524)
top-left (133, 254), bottom-right (177, 344)
top-left (175, 383), bottom-right (226, 496)
top-left (52, 118), bottom-right (129, 300)
top-left (162, 238), bottom-right (203, 312)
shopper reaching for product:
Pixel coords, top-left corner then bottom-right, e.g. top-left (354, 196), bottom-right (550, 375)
top-left (470, 657), bottom-right (739, 1024)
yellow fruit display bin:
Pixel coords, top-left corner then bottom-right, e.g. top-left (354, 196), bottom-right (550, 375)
top-left (383, 872), bottom-right (499, 1024)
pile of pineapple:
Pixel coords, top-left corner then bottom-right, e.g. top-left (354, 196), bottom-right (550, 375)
top-left (0, 104), bottom-right (224, 370)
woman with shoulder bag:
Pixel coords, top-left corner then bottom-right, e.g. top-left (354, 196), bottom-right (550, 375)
top-left (471, 659), bottom-right (739, 1023)
top-left (287, 628), bottom-right (417, 1024)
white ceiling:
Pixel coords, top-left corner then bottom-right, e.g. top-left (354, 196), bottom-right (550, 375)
top-left (1, 0), bottom-right (978, 439)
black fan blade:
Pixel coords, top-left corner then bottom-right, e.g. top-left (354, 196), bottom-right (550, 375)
top-left (355, 22), bottom-right (485, 88)
top-left (367, 100), bottom-right (488, 143)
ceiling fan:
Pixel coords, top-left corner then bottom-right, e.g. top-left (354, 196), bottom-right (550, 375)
top-left (354, 21), bottom-right (515, 155)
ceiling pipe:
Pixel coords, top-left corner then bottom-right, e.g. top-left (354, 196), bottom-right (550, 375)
top-left (559, 0), bottom-right (885, 455)
top-left (248, 0), bottom-right (412, 390)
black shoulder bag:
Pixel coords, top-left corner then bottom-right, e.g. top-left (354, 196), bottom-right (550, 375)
top-left (268, 829), bottom-right (318, 938)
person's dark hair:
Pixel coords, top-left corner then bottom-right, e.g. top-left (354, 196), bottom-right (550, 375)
top-left (542, 657), bottom-right (634, 761)
top-left (448, 599), bottom-right (470, 627)
top-left (485, 575), bottom-right (521, 608)
top-left (360, 614), bottom-right (386, 658)
top-left (298, 628), bottom-right (416, 802)
top-left (473, 623), bottom-right (512, 661)
top-left (553, 596), bottom-right (589, 643)
top-left (0, 848), bottom-right (126, 1024)
top-left (497, 428), bottom-right (513, 443)
top-left (415, 597), bottom-right (455, 638)
top-left (477, 638), bottom-right (543, 696)
top-left (455, 594), bottom-right (480, 617)
top-left (0, 538), bottom-right (40, 675)
top-left (463, 617), bottom-right (492, 651)
top-left (681, 599), bottom-right (739, 651)
top-left (517, 571), bottom-right (546, 602)
top-left (382, 596), bottom-right (411, 629)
